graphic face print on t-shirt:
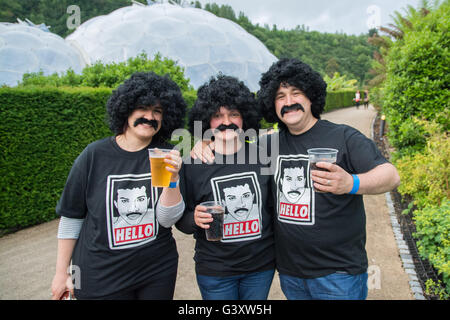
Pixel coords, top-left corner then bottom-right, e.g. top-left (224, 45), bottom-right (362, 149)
top-left (275, 155), bottom-right (315, 225)
top-left (223, 184), bottom-right (255, 222)
top-left (211, 172), bottom-right (262, 242)
top-left (281, 166), bottom-right (307, 203)
top-left (106, 173), bottom-right (158, 250)
top-left (114, 186), bottom-right (150, 226)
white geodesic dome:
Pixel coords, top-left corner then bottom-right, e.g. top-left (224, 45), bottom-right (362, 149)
top-left (0, 22), bottom-right (85, 87)
top-left (66, 3), bottom-right (277, 91)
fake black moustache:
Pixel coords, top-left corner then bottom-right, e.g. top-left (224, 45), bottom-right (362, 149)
top-left (280, 104), bottom-right (305, 117)
top-left (134, 118), bottom-right (159, 129)
top-left (215, 123), bottom-right (240, 132)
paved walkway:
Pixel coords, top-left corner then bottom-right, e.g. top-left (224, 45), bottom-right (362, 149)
top-left (0, 105), bottom-right (413, 300)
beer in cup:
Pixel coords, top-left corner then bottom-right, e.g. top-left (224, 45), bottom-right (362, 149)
top-left (149, 148), bottom-right (174, 187)
top-left (307, 148), bottom-right (338, 193)
top-left (200, 201), bottom-right (225, 241)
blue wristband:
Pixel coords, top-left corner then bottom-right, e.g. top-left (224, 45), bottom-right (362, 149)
top-left (349, 174), bottom-right (360, 194)
top-left (169, 179), bottom-right (179, 188)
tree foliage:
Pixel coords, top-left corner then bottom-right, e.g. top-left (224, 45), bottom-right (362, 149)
top-left (1, 0), bottom-right (377, 86)
top-left (323, 72), bottom-right (358, 91)
top-left (376, 1), bottom-right (450, 297)
top-left (19, 52), bottom-right (197, 107)
top-left (0, 0), bottom-right (146, 38)
top-left (203, 5), bottom-right (376, 85)
top-left (382, 0), bottom-right (449, 155)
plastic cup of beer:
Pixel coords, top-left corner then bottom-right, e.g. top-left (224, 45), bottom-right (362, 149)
top-left (200, 201), bottom-right (225, 241)
top-left (307, 148), bottom-right (338, 193)
top-left (149, 148), bottom-right (174, 187)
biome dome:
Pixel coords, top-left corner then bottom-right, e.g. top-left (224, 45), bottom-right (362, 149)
top-left (0, 22), bottom-right (85, 87)
top-left (66, 3), bottom-right (277, 91)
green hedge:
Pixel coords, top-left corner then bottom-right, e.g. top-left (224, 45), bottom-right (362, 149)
top-left (324, 90), bottom-right (357, 112)
top-left (0, 86), bottom-right (113, 230)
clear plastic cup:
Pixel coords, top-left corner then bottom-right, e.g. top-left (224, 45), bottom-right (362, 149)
top-left (149, 148), bottom-right (173, 187)
top-left (307, 148), bottom-right (338, 193)
top-left (200, 201), bottom-right (225, 241)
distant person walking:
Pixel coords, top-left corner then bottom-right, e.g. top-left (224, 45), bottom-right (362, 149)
top-left (363, 90), bottom-right (369, 109)
top-left (354, 90), bottom-right (361, 109)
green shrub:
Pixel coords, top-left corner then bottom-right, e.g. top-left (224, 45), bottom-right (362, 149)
top-left (383, 2), bottom-right (450, 153)
top-left (425, 279), bottom-right (449, 300)
top-left (324, 72), bottom-right (358, 91)
top-left (81, 53), bottom-right (192, 92)
top-left (414, 201), bottom-right (450, 297)
top-left (395, 119), bottom-right (449, 208)
top-left (372, 2), bottom-right (450, 297)
top-left (20, 52), bottom-right (198, 110)
top-left (21, 68), bottom-right (83, 87)
top-left (395, 119), bottom-right (450, 297)
top-left (21, 52), bottom-right (192, 90)
top-left (367, 86), bottom-right (381, 111)
top-left (0, 87), bottom-right (112, 230)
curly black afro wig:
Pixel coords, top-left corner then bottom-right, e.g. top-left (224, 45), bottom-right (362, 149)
top-left (106, 72), bottom-right (186, 143)
top-left (188, 74), bottom-right (261, 137)
top-left (257, 58), bottom-right (327, 130)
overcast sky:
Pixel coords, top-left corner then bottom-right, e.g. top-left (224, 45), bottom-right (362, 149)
top-left (195, 0), bottom-right (421, 35)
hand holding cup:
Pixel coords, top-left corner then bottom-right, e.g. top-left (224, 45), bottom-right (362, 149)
top-left (195, 201), bottom-right (224, 241)
top-left (149, 148), bottom-right (182, 187)
top-left (307, 148), bottom-right (338, 193)
top-left (163, 149), bottom-right (182, 181)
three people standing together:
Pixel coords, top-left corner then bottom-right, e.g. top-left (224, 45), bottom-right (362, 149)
top-left (52, 58), bottom-right (400, 300)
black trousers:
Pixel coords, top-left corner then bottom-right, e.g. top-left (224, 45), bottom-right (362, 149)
top-left (75, 264), bottom-right (178, 300)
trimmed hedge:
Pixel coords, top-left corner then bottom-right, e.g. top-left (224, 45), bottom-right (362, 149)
top-left (0, 86), bottom-right (113, 230)
top-left (324, 90), bottom-right (356, 112)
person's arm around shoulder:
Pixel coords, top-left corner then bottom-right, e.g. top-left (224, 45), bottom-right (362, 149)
top-left (190, 139), bottom-right (215, 164)
top-left (311, 162), bottom-right (400, 195)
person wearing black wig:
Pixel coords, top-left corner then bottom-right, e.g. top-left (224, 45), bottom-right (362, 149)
top-left (176, 74), bottom-right (276, 300)
top-left (193, 59), bottom-right (401, 300)
top-left (256, 58), bottom-right (400, 300)
top-left (51, 72), bottom-right (187, 300)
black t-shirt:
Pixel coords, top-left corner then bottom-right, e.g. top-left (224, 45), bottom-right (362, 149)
top-left (176, 142), bottom-right (275, 277)
top-left (56, 137), bottom-right (178, 298)
top-left (266, 120), bottom-right (388, 278)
